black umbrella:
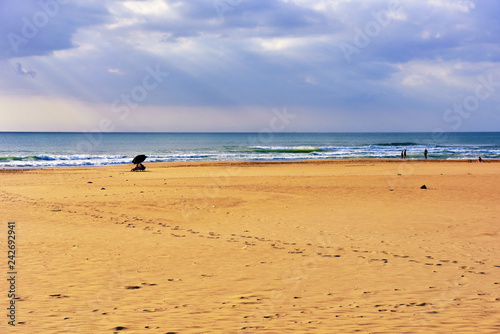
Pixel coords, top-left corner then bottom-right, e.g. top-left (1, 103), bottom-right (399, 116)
top-left (132, 154), bottom-right (147, 165)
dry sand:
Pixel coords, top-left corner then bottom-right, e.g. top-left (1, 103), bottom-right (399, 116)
top-left (1, 159), bottom-right (499, 333)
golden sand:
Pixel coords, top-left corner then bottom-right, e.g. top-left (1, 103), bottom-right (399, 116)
top-left (1, 160), bottom-right (499, 333)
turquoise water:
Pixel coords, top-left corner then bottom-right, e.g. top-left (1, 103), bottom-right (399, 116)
top-left (0, 132), bottom-right (499, 167)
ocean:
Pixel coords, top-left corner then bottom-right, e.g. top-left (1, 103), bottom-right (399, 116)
top-left (0, 132), bottom-right (499, 168)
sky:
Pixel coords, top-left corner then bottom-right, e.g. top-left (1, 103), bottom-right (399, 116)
top-left (0, 0), bottom-right (499, 132)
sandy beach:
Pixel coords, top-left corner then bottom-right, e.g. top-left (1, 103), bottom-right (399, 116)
top-left (1, 159), bottom-right (500, 333)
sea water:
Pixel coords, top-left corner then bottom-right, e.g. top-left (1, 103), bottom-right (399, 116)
top-left (0, 132), bottom-right (499, 168)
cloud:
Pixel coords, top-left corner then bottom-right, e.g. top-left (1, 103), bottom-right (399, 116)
top-left (1, 0), bottom-right (499, 131)
top-left (0, 0), bottom-right (109, 59)
top-left (108, 68), bottom-right (124, 75)
top-left (16, 63), bottom-right (37, 78)
top-left (427, 0), bottom-right (475, 13)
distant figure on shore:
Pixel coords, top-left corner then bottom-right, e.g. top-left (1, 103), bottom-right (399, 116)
top-left (424, 149), bottom-right (428, 160)
top-left (404, 149), bottom-right (407, 159)
top-left (401, 151), bottom-right (404, 159)
top-left (478, 156), bottom-right (483, 163)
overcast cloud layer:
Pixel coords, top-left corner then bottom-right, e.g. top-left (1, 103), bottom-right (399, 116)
top-left (1, 0), bottom-right (499, 132)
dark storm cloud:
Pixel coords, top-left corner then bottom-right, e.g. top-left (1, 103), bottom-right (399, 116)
top-left (0, 0), bottom-right (109, 59)
top-left (337, 0), bottom-right (500, 64)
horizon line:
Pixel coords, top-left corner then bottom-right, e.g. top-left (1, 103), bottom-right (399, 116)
top-left (1, 130), bottom-right (499, 134)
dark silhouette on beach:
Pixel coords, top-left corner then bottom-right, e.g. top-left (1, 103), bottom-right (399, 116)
top-left (131, 154), bottom-right (147, 172)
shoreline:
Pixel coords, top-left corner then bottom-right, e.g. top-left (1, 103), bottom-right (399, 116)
top-left (1, 157), bottom-right (498, 172)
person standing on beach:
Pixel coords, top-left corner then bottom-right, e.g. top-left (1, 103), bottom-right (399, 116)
top-left (404, 150), bottom-right (407, 159)
top-left (401, 151), bottom-right (404, 159)
top-left (424, 149), bottom-right (428, 159)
